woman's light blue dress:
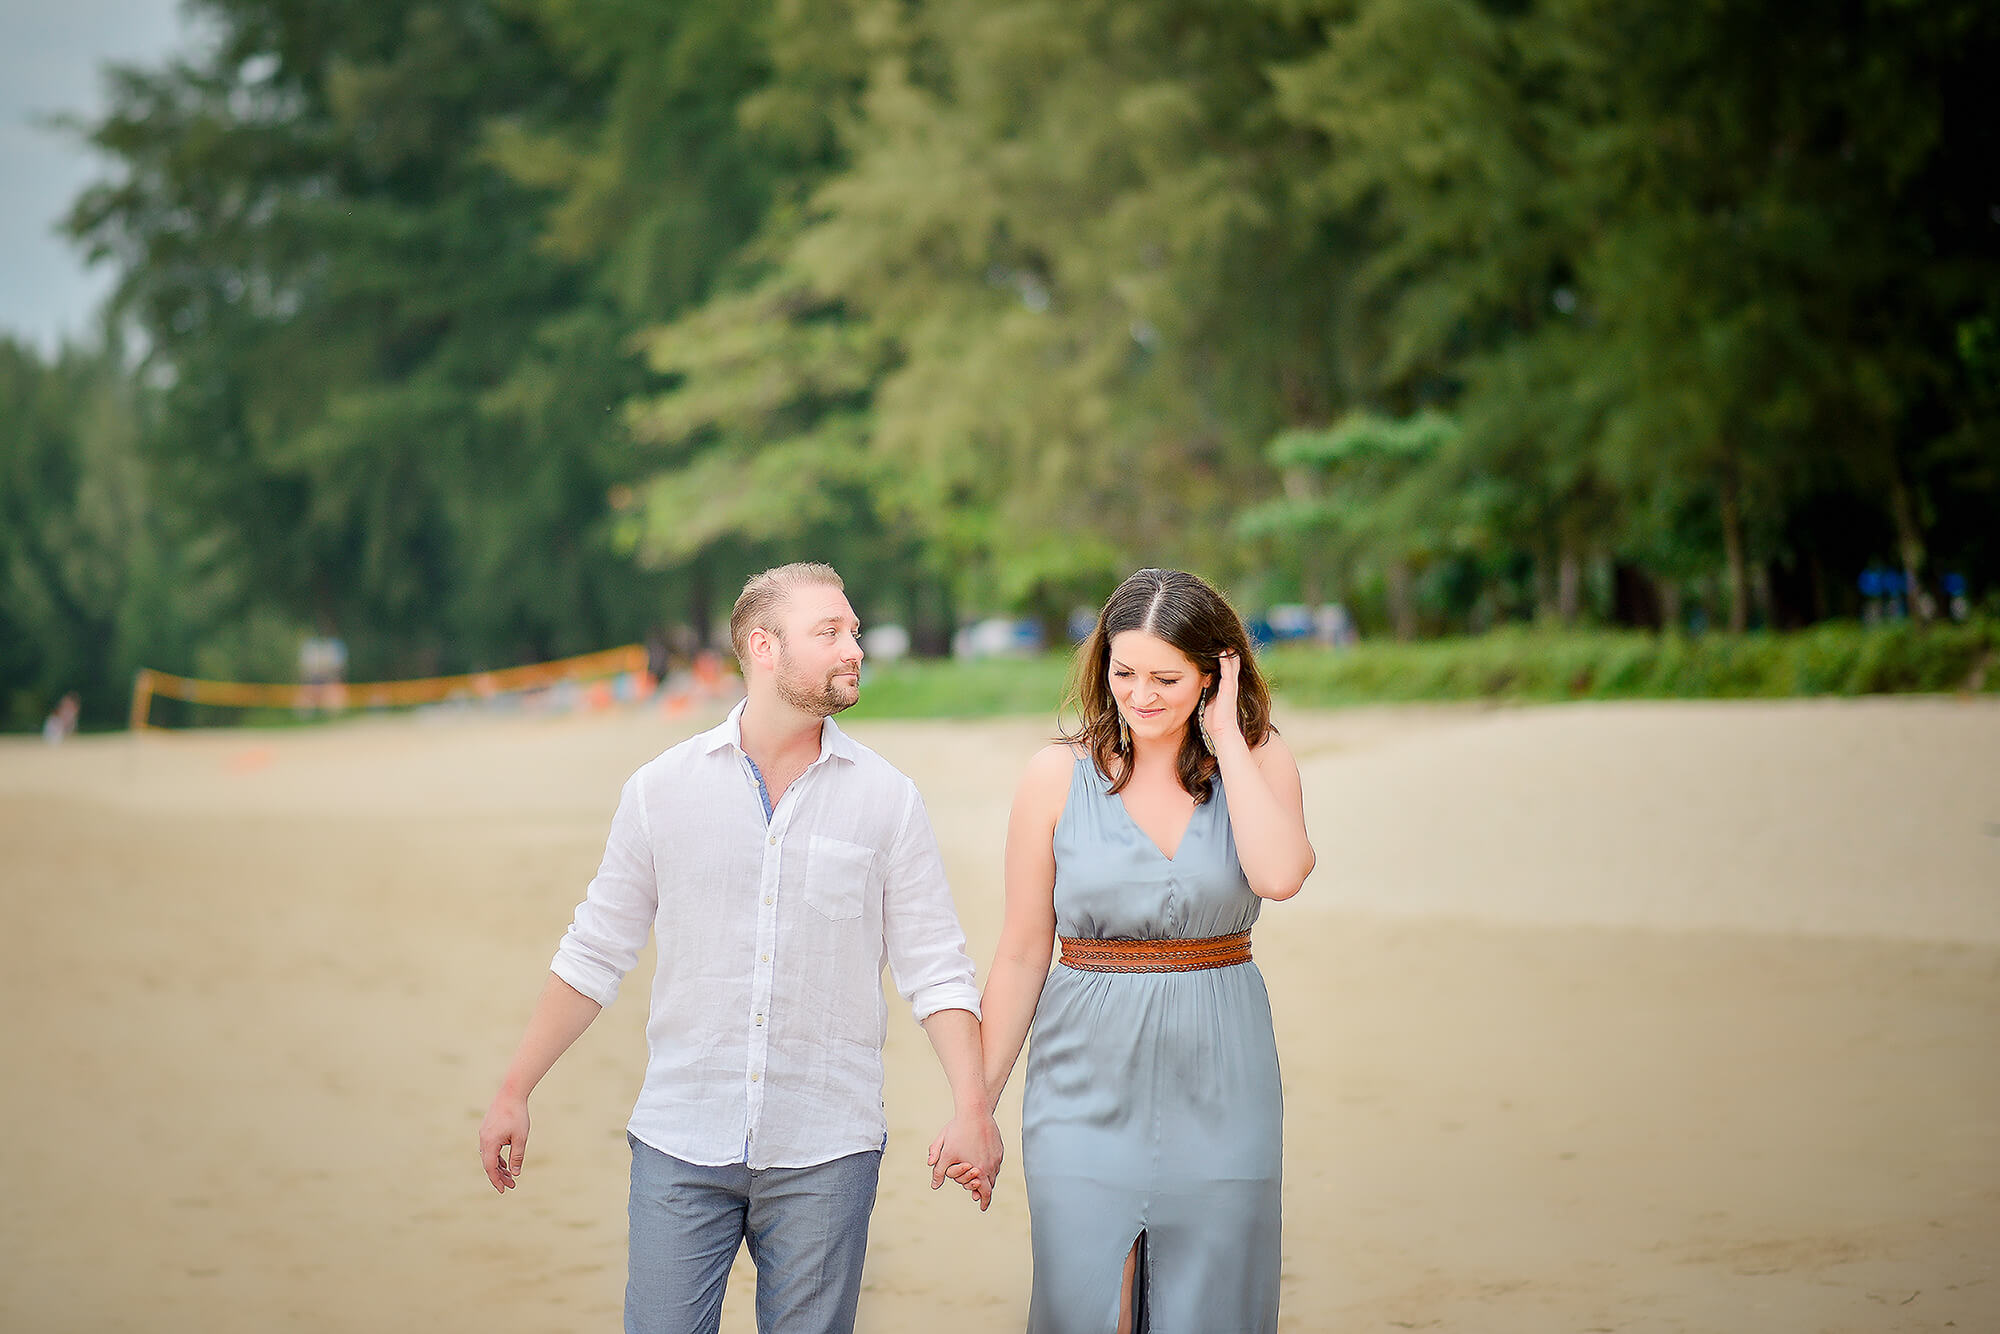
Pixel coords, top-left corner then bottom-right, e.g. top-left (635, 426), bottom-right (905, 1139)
top-left (1022, 753), bottom-right (1282, 1333)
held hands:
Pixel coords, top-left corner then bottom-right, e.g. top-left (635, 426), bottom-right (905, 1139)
top-left (926, 1109), bottom-right (1004, 1212)
top-left (478, 1092), bottom-right (530, 1194)
top-left (1202, 650), bottom-right (1245, 752)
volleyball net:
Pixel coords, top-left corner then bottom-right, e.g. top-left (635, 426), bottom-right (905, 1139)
top-left (128, 644), bottom-right (652, 731)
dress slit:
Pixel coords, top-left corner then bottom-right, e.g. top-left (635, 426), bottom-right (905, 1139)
top-left (1127, 1229), bottom-right (1150, 1334)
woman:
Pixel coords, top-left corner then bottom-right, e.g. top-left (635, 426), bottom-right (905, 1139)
top-left (946, 568), bottom-right (1315, 1333)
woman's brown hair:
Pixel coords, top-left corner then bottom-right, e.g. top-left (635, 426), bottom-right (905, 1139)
top-left (1058, 568), bottom-right (1273, 803)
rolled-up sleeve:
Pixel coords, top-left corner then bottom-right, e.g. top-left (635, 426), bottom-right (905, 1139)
top-left (881, 781), bottom-right (981, 1023)
top-left (551, 770), bottom-right (658, 1008)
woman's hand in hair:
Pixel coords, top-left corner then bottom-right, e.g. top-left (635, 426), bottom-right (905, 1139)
top-left (1203, 650), bottom-right (1245, 752)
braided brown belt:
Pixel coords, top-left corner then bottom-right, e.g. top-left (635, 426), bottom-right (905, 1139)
top-left (1058, 929), bottom-right (1252, 974)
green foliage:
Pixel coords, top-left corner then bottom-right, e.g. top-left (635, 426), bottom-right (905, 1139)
top-left (1261, 622), bottom-right (2000, 707)
top-left (0, 336), bottom-right (191, 730)
top-left (62, 0), bottom-right (689, 678)
top-left (1262, 0), bottom-right (2000, 629)
top-left (1239, 410), bottom-right (1478, 620)
top-left (11, 0), bottom-right (1997, 730)
top-left (637, 0), bottom-right (1346, 617)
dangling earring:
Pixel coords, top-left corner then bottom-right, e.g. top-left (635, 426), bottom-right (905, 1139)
top-left (1117, 712), bottom-right (1131, 753)
top-left (1198, 708), bottom-right (1214, 753)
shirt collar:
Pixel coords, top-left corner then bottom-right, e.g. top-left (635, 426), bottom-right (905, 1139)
top-left (699, 698), bottom-right (859, 766)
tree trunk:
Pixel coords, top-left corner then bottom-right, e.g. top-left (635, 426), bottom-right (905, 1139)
top-left (905, 575), bottom-right (952, 658)
top-left (1655, 575), bottom-right (1684, 633)
top-left (1611, 562), bottom-right (1661, 629)
top-left (1718, 460), bottom-right (1749, 633)
top-left (1301, 554), bottom-right (1325, 609)
top-left (1385, 561), bottom-right (1418, 641)
top-left (1533, 540), bottom-right (1558, 624)
top-left (1282, 465), bottom-right (1324, 606)
top-left (1556, 544), bottom-right (1582, 625)
top-left (1886, 464), bottom-right (1933, 623)
top-left (687, 554), bottom-right (713, 649)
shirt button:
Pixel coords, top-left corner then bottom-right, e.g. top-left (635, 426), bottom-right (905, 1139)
top-left (764, 896), bottom-right (773, 905)
top-left (751, 1072), bottom-right (760, 1082)
top-left (755, 1014), bottom-right (764, 1025)
top-left (768, 835), bottom-right (777, 846)
top-left (760, 953), bottom-right (769, 962)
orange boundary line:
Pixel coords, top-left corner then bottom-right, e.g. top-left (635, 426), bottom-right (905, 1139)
top-left (131, 645), bottom-right (647, 729)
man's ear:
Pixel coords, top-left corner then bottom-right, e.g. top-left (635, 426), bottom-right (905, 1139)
top-left (746, 625), bottom-right (776, 672)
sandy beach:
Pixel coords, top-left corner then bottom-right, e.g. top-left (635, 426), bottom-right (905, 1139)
top-left (2, 696), bottom-right (1995, 1332)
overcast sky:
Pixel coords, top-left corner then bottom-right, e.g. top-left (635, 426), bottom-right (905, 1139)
top-left (1, 0), bottom-right (195, 353)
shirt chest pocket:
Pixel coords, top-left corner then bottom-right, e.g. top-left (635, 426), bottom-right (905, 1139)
top-left (805, 834), bottom-right (876, 922)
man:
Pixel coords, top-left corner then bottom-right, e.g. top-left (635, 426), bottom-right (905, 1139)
top-left (479, 562), bottom-right (999, 1334)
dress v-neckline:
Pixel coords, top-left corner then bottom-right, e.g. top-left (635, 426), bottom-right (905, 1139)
top-left (1112, 785), bottom-right (1199, 863)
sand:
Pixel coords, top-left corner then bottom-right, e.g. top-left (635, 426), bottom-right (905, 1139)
top-left (1, 696), bottom-right (1995, 1332)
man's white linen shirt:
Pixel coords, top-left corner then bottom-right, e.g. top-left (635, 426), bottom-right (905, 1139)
top-left (550, 702), bottom-right (980, 1169)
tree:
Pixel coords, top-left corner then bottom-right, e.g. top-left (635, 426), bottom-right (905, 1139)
top-left (64, 0), bottom-right (672, 675)
top-left (1239, 410), bottom-right (1488, 637)
top-left (1267, 0), bottom-right (2000, 630)
top-left (0, 336), bottom-right (189, 727)
top-left (626, 0), bottom-right (1352, 628)
top-left (506, 0), bottom-right (899, 638)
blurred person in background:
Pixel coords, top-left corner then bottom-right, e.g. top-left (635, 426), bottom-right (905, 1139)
top-left (643, 623), bottom-right (670, 694)
top-left (42, 691), bottom-right (80, 744)
top-left (297, 624), bottom-right (347, 714)
top-left (479, 561), bottom-right (997, 1334)
top-left (935, 567), bottom-right (1315, 1333)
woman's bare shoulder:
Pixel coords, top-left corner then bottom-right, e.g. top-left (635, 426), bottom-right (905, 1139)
top-left (1020, 741), bottom-right (1082, 790)
top-left (1249, 728), bottom-right (1304, 800)
top-left (1250, 729), bottom-right (1296, 768)
top-left (1009, 741), bottom-right (1078, 817)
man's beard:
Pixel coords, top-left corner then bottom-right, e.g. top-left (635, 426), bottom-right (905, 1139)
top-left (774, 644), bottom-right (859, 717)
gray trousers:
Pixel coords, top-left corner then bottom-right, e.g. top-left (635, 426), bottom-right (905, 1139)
top-left (625, 1133), bottom-right (882, 1334)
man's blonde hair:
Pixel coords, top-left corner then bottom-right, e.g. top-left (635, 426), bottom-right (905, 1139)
top-left (729, 562), bottom-right (846, 663)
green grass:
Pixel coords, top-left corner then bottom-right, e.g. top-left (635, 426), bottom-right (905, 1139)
top-left (1259, 620), bottom-right (2000, 707)
top-left (844, 653), bottom-right (1076, 720)
top-left (842, 621), bottom-right (1999, 718)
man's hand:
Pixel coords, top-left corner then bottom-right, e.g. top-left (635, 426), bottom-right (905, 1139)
top-left (926, 1109), bottom-right (1003, 1211)
top-left (479, 1092), bottom-right (530, 1194)
top-left (478, 975), bottom-right (603, 1196)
